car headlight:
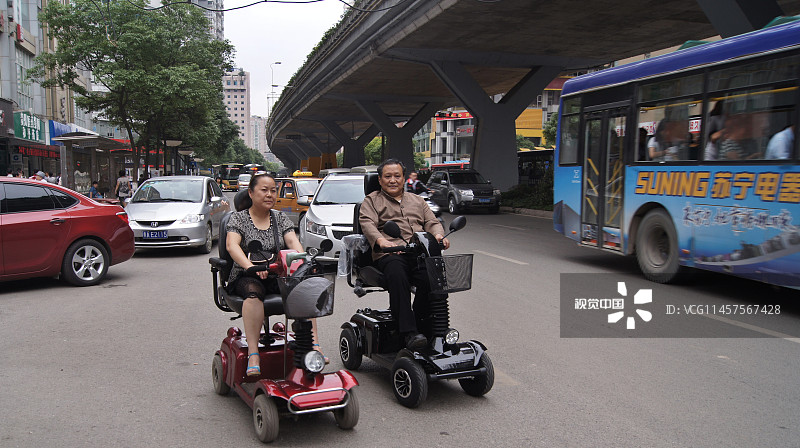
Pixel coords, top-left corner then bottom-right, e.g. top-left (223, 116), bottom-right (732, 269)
top-left (493, 189), bottom-right (501, 196)
top-left (445, 328), bottom-right (459, 345)
top-left (180, 214), bottom-right (204, 224)
top-left (458, 188), bottom-right (473, 196)
top-left (305, 217), bottom-right (327, 236)
top-left (303, 350), bottom-right (326, 373)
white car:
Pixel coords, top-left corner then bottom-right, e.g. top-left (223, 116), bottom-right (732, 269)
top-left (125, 176), bottom-right (230, 253)
top-left (298, 173), bottom-right (366, 257)
top-left (237, 173), bottom-right (252, 191)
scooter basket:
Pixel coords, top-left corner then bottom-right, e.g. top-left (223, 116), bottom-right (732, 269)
top-left (424, 254), bottom-right (473, 294)
top-left (278, 271), bottom-right (336, 319)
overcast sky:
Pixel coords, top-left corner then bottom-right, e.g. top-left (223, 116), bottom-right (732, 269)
top-left (222, 0), bottom-right (346, 117)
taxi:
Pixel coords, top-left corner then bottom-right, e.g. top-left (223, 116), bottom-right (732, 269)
top-left (274, 172), bottom-right (322, 227)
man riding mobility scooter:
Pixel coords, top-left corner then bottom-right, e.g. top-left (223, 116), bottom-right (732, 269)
top-left (338, 172), bottom-right (493, 408)
top-left (209, 190), bottom-right (358, 443)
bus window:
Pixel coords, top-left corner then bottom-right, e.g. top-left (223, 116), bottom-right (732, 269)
top-left (559, 114), bottom-right (580, 165)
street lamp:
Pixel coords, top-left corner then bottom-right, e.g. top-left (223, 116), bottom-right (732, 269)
top-left (269, 61), bottom-right (282, 116)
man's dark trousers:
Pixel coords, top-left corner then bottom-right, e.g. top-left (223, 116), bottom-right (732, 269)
top-left (375, 253), bottom-right (431, 334)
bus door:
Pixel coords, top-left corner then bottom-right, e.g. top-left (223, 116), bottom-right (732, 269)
top-left (581, 105), bottom-right (627, 251)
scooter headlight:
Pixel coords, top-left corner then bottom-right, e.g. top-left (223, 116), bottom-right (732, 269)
top-left (303, 350), bottom-right (326, 373)
top-left (445, 328), bottom-right (459, 345)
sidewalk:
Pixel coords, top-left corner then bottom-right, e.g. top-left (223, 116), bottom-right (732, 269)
top-left (499, 206), bottom-right (553, 219)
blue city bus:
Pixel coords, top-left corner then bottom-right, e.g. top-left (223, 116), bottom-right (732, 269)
top-left (553, 18), bottom-right (800, 288)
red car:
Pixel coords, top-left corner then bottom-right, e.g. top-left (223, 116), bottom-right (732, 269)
top-left (0, 177), bottom-right (135, 286)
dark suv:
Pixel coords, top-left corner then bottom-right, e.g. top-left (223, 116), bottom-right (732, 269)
top-left (426, 169), bottom-right (501, 214)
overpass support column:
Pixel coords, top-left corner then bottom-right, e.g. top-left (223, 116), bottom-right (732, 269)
top-left (356, 101), bottom-right (443, 171)
top-left (696, 0), bottom-right (783, 38)
top-left (322, 122), bottom-right (379, 168)
top-left (430, 61), bottom-right (562, 191)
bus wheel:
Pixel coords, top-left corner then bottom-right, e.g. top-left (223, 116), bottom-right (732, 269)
top-left (636, 209), bottom-right (680, 283)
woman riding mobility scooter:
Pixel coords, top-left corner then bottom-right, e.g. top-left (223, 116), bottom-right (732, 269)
top-left (209, 190), bottom-right (358, 443)
top-left (338, 173), bottom-right (493, 408)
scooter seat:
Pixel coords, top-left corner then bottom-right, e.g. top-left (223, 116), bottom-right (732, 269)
top-left (357, 266), bottom-right (386, 288)
top-left (219, 287), bottom-right (284, 316)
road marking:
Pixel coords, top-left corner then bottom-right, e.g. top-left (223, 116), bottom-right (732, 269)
top-left (700, 313), bottom-right (800, 344)
top-left (493, 368), bottom-right (521, 386)
top-left (472, 250), bottom-right (529, 265)
top-left (490, 224), bottom-right (527, 231)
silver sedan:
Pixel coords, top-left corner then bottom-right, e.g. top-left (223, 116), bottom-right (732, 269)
top-left (125, 176), bottom-right (230, 253)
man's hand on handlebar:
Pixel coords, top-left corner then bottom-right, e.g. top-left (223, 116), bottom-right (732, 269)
top-left (435, 234), bottom-right (450, 250)
top-left (376, 237), bottom-right (406, 253)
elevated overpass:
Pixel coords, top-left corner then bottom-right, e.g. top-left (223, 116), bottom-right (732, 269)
top-left (267, 0), bottom-right (800, 191)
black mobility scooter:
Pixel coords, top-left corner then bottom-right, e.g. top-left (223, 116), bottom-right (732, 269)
top-left (338, 173), bottom-right (494, 408)
top-left (209, 190), bottom-right (358, 443)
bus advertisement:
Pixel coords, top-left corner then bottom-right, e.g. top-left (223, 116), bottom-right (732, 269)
top-left (553, 19), bottom-right (800, 288)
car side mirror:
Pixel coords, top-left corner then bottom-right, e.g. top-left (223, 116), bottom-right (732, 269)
top-left (210, 196), bottom-right (222, 203)
top-left (296, 196), bottom-right (310, 206)
top-left (440, 180), bottom-right (447, 185)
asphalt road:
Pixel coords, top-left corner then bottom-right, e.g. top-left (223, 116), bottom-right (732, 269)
top-left (1, 208), bottom-right (799, 447)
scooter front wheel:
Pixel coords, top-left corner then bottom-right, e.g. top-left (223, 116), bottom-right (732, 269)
top-left (391, 357), bottom-right (428, 408)
top-left (458, 353), bottom-right (494, 397)
top-left (253, 394), bottom-right (279, 443)
top-left (333, 387), bottom-right (359, 429)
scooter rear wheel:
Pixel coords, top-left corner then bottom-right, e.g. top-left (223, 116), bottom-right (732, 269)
top-left (458, 353), bottom-right (494, 397)
top-left (211, 353), bottom-right (230, 395)
top-left (333, 387), bottom-right (359, 429)
top-left (253, 394), bottom-right (279, 443)
top-left (391, 357), bottom-right (428, 408)
top-left (339, 327), bottom-right (362, 370)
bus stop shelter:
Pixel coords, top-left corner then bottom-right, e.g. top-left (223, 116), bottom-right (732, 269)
top-left (53, 132), bottom-right (132, 195)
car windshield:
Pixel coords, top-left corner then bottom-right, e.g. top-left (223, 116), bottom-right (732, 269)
top-left (296, 179), bottom-right (320, 196)
top-left (313, 177), bottom-right (364, 204)
top-left (131, 179), bottom-right (203, 203)
top-left (449, 172), bottom-right (488, 184)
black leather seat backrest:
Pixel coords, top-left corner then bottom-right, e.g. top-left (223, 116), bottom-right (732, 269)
top-left (233, 189), bottom-right (252, 212)
top-left (217, 190), bottom-right (253, 281)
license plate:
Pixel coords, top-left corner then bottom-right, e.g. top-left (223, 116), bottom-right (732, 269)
top-left (478, 198), bottom-right (491, 203)
top-left (143, 230), bottom-right (168, 239)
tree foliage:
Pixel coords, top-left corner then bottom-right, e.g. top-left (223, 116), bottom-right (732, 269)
top-left (31, 0), bottom-right (235, 173)
top-left (542, 113), bottom-right (558, 148)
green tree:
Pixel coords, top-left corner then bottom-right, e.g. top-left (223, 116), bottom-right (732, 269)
top-left (31, 0), bottom-right (234, 175)
top-left (542, 113), bottom-right (558, 148)
top-left (516, 134), bottom-right (536, 150)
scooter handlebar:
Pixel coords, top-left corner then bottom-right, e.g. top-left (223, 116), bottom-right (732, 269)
top-left (245, 264), bottom-right (269, 275)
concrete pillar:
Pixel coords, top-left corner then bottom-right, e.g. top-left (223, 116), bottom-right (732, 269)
top-left (355, 101), bottom-right (442, 171)
top-left (429, 60), bottom-right (562, 191)
top-left (696, 0), bottom-right (783, 38)
top-left (322, 122), bottom-right (379, 168)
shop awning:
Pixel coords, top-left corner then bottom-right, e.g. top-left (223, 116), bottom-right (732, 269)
top-left (51, 132), bottom-right (131, 151)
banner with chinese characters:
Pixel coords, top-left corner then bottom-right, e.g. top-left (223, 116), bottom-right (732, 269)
top-left (14, 111), bottom-right (45, 143)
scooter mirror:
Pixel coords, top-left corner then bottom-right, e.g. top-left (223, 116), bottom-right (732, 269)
top-left (384, 220), bottom-right (402, 238)
top-left (319, 239), bottom-right (333, 253)
top-left (248, 240), bottom-right (263, 253)
top-left (449, 215), bottom-right (467, 232)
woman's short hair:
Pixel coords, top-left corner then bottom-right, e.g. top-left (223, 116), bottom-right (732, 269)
top-left (248, 172), bottom-right (276, 191)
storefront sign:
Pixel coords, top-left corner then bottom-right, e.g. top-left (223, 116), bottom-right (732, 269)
top-left (18, 146), bottom-right (59, 158)
top-left (14, 111), bottom-right (44, 143)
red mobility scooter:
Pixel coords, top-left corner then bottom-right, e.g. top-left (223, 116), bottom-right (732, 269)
top-left (209, 191), bottom-right (358, 443)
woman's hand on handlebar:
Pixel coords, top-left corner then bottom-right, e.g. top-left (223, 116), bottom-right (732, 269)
top-left (245, 264), bottom-right (270, 279)
top-left (435, 234), bottom-right (450, 250)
